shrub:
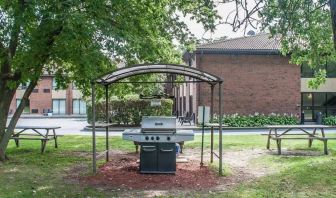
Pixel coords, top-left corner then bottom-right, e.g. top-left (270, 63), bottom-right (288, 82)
top-left (87, 99), bottom-right (173, 126)
top-left (213, 113), bottom-right (299, 127)
top-left (322, 116), bottom-right (336, 126)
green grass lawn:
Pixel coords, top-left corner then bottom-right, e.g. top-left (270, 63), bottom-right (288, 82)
top-left (0, 134), bottom-right (336, 197)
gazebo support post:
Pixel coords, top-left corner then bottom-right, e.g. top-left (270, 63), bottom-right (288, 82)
top-left (218, 82), bottom-right (223, 175)
top-left (210, 84), bottom-right (215, 163)
top-left (91, 82), bottom-right (97, 174)
top-left (176, 86), bottom-right (179, 118)
top-left (105, 85), bottom-right (109, 162)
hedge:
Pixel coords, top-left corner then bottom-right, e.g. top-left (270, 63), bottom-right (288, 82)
top-left (87, 99), bottom-right (173, 126)
top-left (213, 113), bottom-right (299, 127)
top-left (323, 116), bottom-right (336, 126)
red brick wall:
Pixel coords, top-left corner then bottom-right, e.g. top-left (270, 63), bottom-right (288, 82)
top-left (196, 54), bottom-right (301, 115)
top-left (9, 93), bottom-right (16, 114)
top-left (29, 76), bottom-right (53, 114)
top-left (66, 83), bottom-right (73, 114)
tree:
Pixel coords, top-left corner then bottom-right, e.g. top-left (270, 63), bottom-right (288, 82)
top-left (0, 0), bottom-right (220, 161)
top-left (261, 0), bottom-right (336, 88)
top-left (218, 0), bottom-right (336, 88)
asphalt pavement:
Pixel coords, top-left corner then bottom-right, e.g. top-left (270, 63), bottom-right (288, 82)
top-left (6, 117), bottom-right (336, 136)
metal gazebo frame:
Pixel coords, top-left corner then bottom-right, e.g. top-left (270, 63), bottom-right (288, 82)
top-left (91, 63), bottom-right (224, 175)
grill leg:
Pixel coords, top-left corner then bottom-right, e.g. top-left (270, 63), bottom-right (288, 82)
top-left (179, 142), bottom-right (184, 153)
top-left (134, 142), bottom-right (139, 154)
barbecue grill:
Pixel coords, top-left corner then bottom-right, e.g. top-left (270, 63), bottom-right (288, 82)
top-left (123, 116), bottom-right (194, 173)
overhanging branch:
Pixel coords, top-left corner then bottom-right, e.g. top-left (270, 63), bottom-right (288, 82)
top-left (331, 0), bottom-right (336, 50)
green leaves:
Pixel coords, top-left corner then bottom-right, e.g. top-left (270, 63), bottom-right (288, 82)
top-left (308, 69), bottom-right (327, 89)
top-left (261, 0), bottom-right (336, 88)
top-left (0, 0), bottom-right (220, 96)
top-left (214, 113), bottom-right (299, 127)
top-left (87, 98), bottom-right (173, 126)
top-left (322, 116), bottom-right (336, 125)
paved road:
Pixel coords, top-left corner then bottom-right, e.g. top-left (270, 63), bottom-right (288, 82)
top-left (7, 118), bottom-right (336, 136)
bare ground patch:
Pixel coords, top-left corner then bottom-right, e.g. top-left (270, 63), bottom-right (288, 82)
top-left (65, 149), bottom-right (278, 197)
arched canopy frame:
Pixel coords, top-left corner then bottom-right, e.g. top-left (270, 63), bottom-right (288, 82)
top-left (95, 64), bottom-right (223, 85)
top-left (91, 63), bottom-right (224, 176)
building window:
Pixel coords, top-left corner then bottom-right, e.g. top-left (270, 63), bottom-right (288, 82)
top-left (31, 109), bottom-right (38, 113)
top-left (52, 78), bottom-right (57, 90)
top-left (32, 89), bottom-right (38, 93)
top-left (301, 92), bottom-right (336, 121)
top-left (16, 99), bottom-right (30, 113)
top-left (18, 82), bottom-right (28, 90)
top-left (43, 89), bottom-right (50, 93)
top-left (301, 63), bottom-right (314, 78)
top-left (72, 82), bottom-right (78, 90)
top-left (326, 60), bottom-right (336, 78)
top-left (72, 99), bottom-right (86, 114)
top-left (52, 99), bottom-right (66, 114)
top-left (301, 60), bottom-right (336, 78)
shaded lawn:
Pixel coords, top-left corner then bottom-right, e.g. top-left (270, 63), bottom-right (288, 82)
top-left (0, 134), bottom-right (336, 197)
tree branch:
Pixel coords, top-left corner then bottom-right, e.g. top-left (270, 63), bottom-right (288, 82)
top-left (8, 0), bottom-right (26, 58)
top-left (330, 0), bottom-right (336, 50)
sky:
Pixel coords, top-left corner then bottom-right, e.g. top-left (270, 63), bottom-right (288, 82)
top-left (184, 0), bottom-right (261, 40)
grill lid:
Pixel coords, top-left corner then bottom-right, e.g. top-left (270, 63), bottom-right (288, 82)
top-left (141, 116), bottom-right (176, 133)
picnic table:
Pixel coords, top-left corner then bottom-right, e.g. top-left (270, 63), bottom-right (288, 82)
top-left (10, 126), bottom-right (62, 153)
top-left (265, 125), bottom-right (336, 155)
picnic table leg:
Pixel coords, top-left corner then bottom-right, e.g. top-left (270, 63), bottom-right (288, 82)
top-left (53, 129), bottom-right (58, 148)
top-left (321, 128), bottom-right (328, 155)
top-left (276, 139), bottom-right (282, 155)
top-left (14, 139), bottom-right (19, 147)
top-left (323, 139), bottom-right (328, 155)
top-left (266, 129), bottom-right (272, 149)
top-left (308, 128), bottom-right (317, 147)
top-left (41, 140), bottom-right (47, 153)
top-left (14, 135), bottom-right (19, 147)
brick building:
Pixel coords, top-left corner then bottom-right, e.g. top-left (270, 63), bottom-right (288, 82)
top-left (9, 75), bottom-right (87, 115)
top-left (174, 33), bottom-right (336, 122)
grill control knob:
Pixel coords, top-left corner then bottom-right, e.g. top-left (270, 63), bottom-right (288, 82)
top-left (167, 137), bottom-right (171, 141)
top-left (156, 136), bottom-right (160, 141)
top-left (151, 136), bottom-right (155, 141)
top-left (145, 136), bottom-right (149, 141)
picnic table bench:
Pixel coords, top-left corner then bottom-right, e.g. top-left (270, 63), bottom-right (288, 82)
top-left (264, 125), bottom-right (336, 155)
top-left (9, 126), bottom-right (62, 153)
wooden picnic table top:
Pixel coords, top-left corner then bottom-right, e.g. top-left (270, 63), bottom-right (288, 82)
top-left (265, 125), bottom-right (333, 129)
top-left (14, 126), bottom-right (61, 130)
top-left (6, 126), bottom-right (61, 130)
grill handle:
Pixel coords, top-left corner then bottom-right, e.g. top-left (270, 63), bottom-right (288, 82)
top-left (142, 146), bottom-right (156, 152)
top-left (160, 149), bottom-right (174, 152)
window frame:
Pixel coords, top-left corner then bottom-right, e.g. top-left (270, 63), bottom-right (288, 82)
top-left (301, 92), bottom-right (336, 121)
top-left (52, 99), bottom-right (66, 115)
top-left (72, 99), bottom-right (86, 115)
top-left (301, 60), bottom-right (336, 78)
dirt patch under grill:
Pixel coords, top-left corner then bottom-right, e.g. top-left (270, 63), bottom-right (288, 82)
top-left (83, 152), bottom-right (219, 190)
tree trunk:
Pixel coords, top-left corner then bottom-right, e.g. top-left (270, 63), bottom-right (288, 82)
top-left (0, 81), bottom-right (37, 161)
top-left (331, 0), bottom-right (336, 50)
top-left (0, 92), bottom-right (14, 161)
